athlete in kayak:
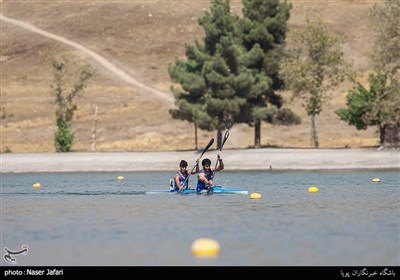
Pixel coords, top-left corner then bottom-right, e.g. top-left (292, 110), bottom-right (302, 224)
top-left (196, 155), bottom-right (224, 192)
top-left (171, 160), bottom-right (199, 191)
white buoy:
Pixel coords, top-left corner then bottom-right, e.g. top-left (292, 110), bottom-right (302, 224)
top-left (117, 176), bottom-right (125, 181)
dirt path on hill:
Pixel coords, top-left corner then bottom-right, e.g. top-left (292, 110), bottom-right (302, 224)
top-left (0, 13), bottom-right (174, 104)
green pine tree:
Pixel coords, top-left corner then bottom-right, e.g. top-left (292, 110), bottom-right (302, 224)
top-left (169, 0), bottom-right (297, 148)
top-left (239, 0), bottom-right (296, 148)
top-left (169, 0), bottom-right (246, 148)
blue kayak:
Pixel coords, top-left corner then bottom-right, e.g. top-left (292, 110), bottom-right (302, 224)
top-left (146, 186), bottom-right (248, 195)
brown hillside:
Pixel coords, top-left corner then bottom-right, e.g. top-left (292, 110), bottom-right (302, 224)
top-left (1, 0), bottom-right (379, 153)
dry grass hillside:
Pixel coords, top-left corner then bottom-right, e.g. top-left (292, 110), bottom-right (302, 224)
top-left (1, 0), bottom-right (380, 153)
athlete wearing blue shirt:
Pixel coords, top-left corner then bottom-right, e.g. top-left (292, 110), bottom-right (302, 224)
top-left (197, 155), bottom-right (224, 192)
top-left (171, 160), bottom-right (199, 191)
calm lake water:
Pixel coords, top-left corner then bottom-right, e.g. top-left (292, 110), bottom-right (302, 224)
top-left (1, 170), bottom-right (399, 266)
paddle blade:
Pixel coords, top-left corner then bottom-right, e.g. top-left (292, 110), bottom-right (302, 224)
top-left (220, 130), bottom-right (229, 151)
top-left (200, 138), bottom-right (214, 157)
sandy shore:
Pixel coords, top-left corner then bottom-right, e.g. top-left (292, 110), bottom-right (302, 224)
top-left (1, 148), bottom-right (398, 173)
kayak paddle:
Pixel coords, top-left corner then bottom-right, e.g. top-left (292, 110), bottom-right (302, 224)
top-left (181, 137), bottom-right (214, 190)
top-left (211, 129), bottom-right (229, 185)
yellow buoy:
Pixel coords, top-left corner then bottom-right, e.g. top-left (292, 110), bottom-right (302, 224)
top-left (372, 178), bottom-right (380, 182)
top-left (249, 192), bottom-right (262, 199)
top-left (191, 238), bottom-right (220, 257)
top-left (308, 186), bottom-right (319, 193)
top-left (32, 183), bottom-right (41, 188)
top-left (117, 176), bottom-right (125, 181)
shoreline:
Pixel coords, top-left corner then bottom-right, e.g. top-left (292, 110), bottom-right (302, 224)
top-left (1, 148), bottom-right (399, 173)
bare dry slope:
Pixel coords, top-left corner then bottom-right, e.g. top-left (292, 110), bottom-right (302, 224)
top-left (1, 0), bottom-right (378, 153)
top-left (0, 13), bottom-right (173, 103)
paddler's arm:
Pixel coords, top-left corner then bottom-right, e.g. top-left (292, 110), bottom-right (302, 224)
top-left (174, 175), bottom-right (184, 191)
top-left (216, 154), bottom-right (224, 171)
top-left (194, 159), bottom-right (200, 174)
top-left (198, 173), bottom-right (213, 186)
